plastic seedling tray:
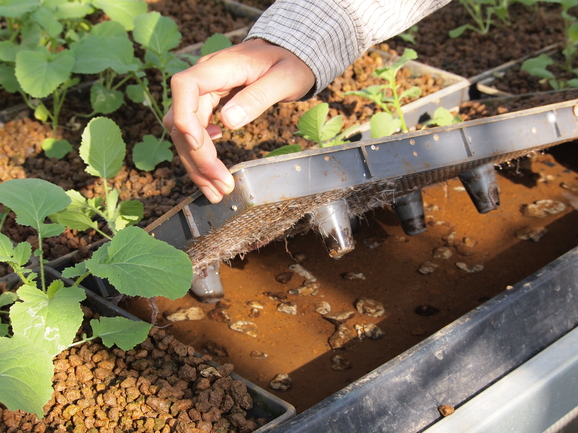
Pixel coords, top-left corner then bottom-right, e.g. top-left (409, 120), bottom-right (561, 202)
top-left (468, 43), bottom-right (562, 98)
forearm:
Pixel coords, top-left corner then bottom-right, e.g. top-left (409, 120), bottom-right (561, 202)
top-left (246, 0), bottom-right (451, 96)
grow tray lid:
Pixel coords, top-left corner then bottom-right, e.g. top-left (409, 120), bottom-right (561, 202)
top-left (146, 100), bottom-right (578, 270)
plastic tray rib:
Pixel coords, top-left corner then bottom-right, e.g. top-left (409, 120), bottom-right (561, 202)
top-left (146, 100), bottom-right (578, 271)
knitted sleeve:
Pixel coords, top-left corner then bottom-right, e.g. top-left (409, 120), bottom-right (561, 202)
top-left (246, 0), bottom-right (451, 96)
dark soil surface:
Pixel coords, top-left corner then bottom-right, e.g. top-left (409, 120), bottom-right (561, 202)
top-left (2, 0), bottom-right (578, 429)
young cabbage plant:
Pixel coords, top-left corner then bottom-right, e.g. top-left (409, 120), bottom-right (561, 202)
top-left (540, 0), bottom-right (578, 73)
top-left (521, 53), bottom-right (578, 90)
top-left (295, 102), bottom-right (359, 148)
top-left (0, 0), bottom-right (148, 159)
top-left (0, 116), bottom-right (193, 418)
top-left (449, 0), bottom-right (514, 37)
top-left (345, 48), bottom-right (421, 133)
top-left (369, 107), bottom-right (462, 139)
top-left (126, 15), bottom-right (232, 171)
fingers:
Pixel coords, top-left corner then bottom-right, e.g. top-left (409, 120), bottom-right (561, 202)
top-left (165, 110), bottom-right (234, 203)
top-left (165, 38), bottom-right (315, 203)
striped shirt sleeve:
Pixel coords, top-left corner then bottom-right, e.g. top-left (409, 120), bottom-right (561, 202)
top-left (246, 0), bottom-right (452, 96)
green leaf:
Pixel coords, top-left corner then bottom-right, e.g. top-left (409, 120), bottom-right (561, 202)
top-left (90, 316), bottom-right (151, 351)
top-left (449, 24), bottom-right (469, 38)
top-left (567, 78), bottom-right (578, 88)
top-left (568, 21), bottom-right (578, 43)
top-left (46, 278), bottom-right (64, 298)
top-left (113, 200), bottom-right (143, 231)
top-left (321, 115), bottom-right (343, 143)
top-left (72, 34), bottom-right (136, 74)
top-left (15, 47), bottom-right (75, 98)
top-left (126, 83), bottom-right (146, 103)
top-left (399, 86), bottom-right (422, 100)
top-left (0, 0), bottom-right (40, 17)
top-left (42, 137), bottom-right (73, 159)
top-left (91, 0), bottom-right (148, 31)
top-left (0, 178), bottom-right (70, 238)
top-left (61, 261), bottom-right (88, 279)
top-left (0, 64), bottom-right (20, 93)
top-left (0, 291), bottom-right (19, 309)
top-left (521, 54), bottom-right (555, 79)
top-left (132, 135), bottom-right (173, 171)
top-left (201, 33), bottom-right (232, 56)
top-left (297, 103), bottom-right (329, 145)
top-left (370, 112), bottom-right (402, 138)
top-left (265, 144), bottom-right (302, 158)
top-left (86, 226), bottom-right (192, 299)
top-left (90, 82), bottom-right (124, 114)
top-left (20, 21), bottom-right (42, 49)
top-left (165, 55), bottom-right (190, 76)
top-left (133, 11), bottom-right (181, 55)
top-left (80, 117), bottom-right (126, 179)
top-left (52, 2), bottom-right (94, 19)
top-left (31, 6), bottom-right (63, 38)
top-left (49, 190), bottom-right (99, 232)
top-left (0, 324), bottom-right (10, 337)
top-left (10, 283), bottom-right (86, 356)
top-left (34, 104), bottom-right (49, 123)
top-left (0, 335), bottom-right (54, 417)
top-left (423, 106), bottom-right (463, 128)
top-left (0, 41), bottom-right (18, 63)
top-left (344, 85), bottom-right (385, 106)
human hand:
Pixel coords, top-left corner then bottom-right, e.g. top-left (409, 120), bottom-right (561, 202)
top-left (164, 38), bottom-right (316, 203)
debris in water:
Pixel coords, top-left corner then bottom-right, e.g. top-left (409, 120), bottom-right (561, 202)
top-left (331, 354), bottom-right (352, 371)
top-left (269, 374), bottom-right (292, 391)
top-left (275, 271), bottom-right (294, 284)
top-left (456, 262), bottom-right (484, 273)
top-left (522, 199), bottom-right (566, 218)
top-left (288, 263), bottom-right (316, 282)
top-left (314, 301), bottom-right (331, 315)
top-left (229, 321), bottom-right (258, 337)
top-left (202, 341), bottom-right (228, 357)
top-left (250, 351), bottom-right (268, 360)
top-left (363, 237), bottom-right (386, 249)
top-left (355, 298), bottom-right (386, 318)
top-left (561, 182), bottom-right (578, 193)
top-left (418, 261), bottom-right (439, 274)
top-left (264, 291), bottom-right (288, 303)
top-left (322, 311), bottom-right (356, 325)
top-left (341, 272), bottom-right (366, 280)
top-left (288, 281), bottom-right (320, 296)
top-left (329, 324), bottom-right (355, 350)
top-left (432, 246), bottom-right (452, 259)
top-left (277, 302), bottom-right (297, 315)
top-left (207, 307), bottom-right (232, 323)
top-left (355, 323), bottom-right (385, 340)
top-left (515, 226), bottom-right (548, 242)
top-left (415, 305), bottom-right (440, 317)
top-left (165, 306), bottom-right (205, 322)
top-left (293, 252), bottom-right (307, 263)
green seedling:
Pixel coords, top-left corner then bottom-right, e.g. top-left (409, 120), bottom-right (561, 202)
top-left (369, 107), bottom-right (462, 139)
top-left (449, 0), bottom-right (513, 37)
top-left (541, 0), bottom-right (578, 73)
top-left (265, 144), bottom-right (303, 157)
top-left (0, 116), bottom-right (193, 417)
top-left (345, 48), bottom-right (421, 133)
top-left (396, 25), bottom-right (419, 45)
top-left (295, 102), bottom-right (359, 148)
top-left (0, 0), bottom-right (148, 159)
top-left (521, 53), bottom-right (578, 90)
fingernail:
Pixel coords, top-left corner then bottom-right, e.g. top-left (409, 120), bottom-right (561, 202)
top-left (186, 133), bottom-right (202, 151)
top-left (209, 131), bottom-right (223, 140)
top-left (200, 185), bottom-right (222, 203)
top-left (212, 177), bottom-right (235, 195)
top-left (223, 103), bottom-right (248, 129)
